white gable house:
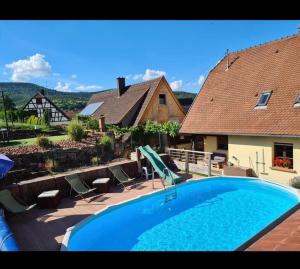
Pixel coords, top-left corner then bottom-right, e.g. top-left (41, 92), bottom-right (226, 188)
top-left (23, 90), bottom-right (70, 125)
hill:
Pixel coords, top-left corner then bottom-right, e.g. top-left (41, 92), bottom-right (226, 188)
top-left (0, 82), bottom-right (97, 111)
top-left (173, 91), bottom-right (196, 100)
top-left (0, 82), bottom-right (196, 112)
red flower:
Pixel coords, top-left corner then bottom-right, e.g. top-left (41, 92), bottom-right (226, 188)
top-left (274, 157), bottom-right (284, 167)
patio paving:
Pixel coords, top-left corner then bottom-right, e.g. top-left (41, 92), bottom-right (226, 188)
top-left (247, 209), bottom-right (300, 251)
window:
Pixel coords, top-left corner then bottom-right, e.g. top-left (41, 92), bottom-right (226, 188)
top-left (256, 91), bottom-right (272, 107)
top-left (217, 136), bottom-right (228, 150)
top-left (274, 143), bottom-right (293, 169)
top-left (159, 94), bottom-right (166, 105)
top-left (36, 98), bottom-right (43, 105)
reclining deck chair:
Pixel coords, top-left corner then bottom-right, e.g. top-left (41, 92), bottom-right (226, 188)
top-left (0, 189), bottom-right (36, 214)
top-left (64, 174), bottom-right (97, 200)
top-left (108, 165), bottom-right (139, 190)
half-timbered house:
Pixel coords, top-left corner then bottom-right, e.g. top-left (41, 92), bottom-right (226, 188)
top-left (23, 90), bottom-right (70, 125)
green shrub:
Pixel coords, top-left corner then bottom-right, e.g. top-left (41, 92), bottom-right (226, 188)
top-left (26, 115), bottom-right (35, 124)
top-left (78, 115), bottom-right (90, 123)
top-left (90, 156), bottom-right (99, 165)
top-left (26, 115), bottom-right (43, 125)
top-left (99, 135), bottom-right (113, 152)
top-left (87, 118), bottom-right (99, 131)
top-left (36, 136), bottom-right (52, 148)
top-left (53, 124), bottom-right (66, 132)
top-left (67, 121), bottom-right (85, 141)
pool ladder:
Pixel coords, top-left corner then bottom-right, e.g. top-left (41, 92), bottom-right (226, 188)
top-left (163, 167), bottom-right (177, 204)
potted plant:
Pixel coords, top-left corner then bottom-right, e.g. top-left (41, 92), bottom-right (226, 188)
top-left (282, 158), bottom-right (291, 169)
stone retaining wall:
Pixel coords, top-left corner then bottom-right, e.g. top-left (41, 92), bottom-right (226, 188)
top-left (5, 154), bottom-right (170, 203)
top-left (6, 129), bottom-right (63, 140)
top-left (5, 145), bottom-right (100, 183)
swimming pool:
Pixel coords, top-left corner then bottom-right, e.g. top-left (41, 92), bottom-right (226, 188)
top-left (62, 176), bottom-right (300, 251)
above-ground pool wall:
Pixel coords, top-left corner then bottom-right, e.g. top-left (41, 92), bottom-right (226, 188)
top-left (228, 135), bottom-right (300, 185)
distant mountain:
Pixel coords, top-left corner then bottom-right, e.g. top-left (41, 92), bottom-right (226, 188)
top-left (0, 82), bottom-right (99, 111)
top-left (174, 91), bottom-right (196, 113)
top-left (173, 91), bottom-right (197, 100)
top-left (0, 82), bottom-right (197, 112)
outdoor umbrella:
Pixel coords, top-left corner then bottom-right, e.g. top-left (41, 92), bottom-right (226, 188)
top-left (0, 154), bottom-right (14, 179)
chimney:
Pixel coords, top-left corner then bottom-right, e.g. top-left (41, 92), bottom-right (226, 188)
top-left (117, 77), bottom-right (126, 97)
top-left (40, 89), bottom-right (45, 95)
top-left (225, 49), bottom-right (229, 71)
top-left (99, 115), bottom-right (106, 132)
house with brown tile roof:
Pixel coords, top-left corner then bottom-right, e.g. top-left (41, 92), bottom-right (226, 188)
top-left (82, 76), bottom-right (186, 128)
top-left (180, 33), bottom-right (300, 185)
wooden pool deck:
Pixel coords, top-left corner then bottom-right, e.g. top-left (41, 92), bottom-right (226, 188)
top-left (5, 175), bottom-right (300, 251)
top-left (6, 179), bottom-right (167, 251)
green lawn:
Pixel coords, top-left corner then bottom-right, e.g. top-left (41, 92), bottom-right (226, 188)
top-left (0, 120), bottom-right (52, 132)
top-left (1, 135), bottom-right (69, 147)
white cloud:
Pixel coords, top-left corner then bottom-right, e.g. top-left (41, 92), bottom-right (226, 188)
top-left (75, 85), bottom-right (103, 92)
top-left (55, 82), bottom-right (71, 92)
top-left (5, 53), bottom-right (52, 82)
top-left (170, 80), bottom-right (183, 91)
top-left (125, 74), bottom-right (132, 80)
top-left (132, 73), bottom-right (143, 81)
top-left (142, 69), bottom-right (166, 81)
top-left (198, 75), bottom-right (205, 86)
top-left (71, 74), bottom-right (77, 79)
top-left (53, 72), bottom-right (60, 77)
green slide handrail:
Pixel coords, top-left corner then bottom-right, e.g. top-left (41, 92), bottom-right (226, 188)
top-left (138, 145), bottom-right (181, 184)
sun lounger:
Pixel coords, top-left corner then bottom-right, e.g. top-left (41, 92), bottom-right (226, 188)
top-left (0, 189), bottom-right (36, 214)
top-left (64, 174), bottom-right (97, 200)
top-left (108, 165), bottom-right (138, 190)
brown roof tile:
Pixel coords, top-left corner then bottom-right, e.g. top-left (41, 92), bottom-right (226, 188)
top-left (180, 34), bottom-right (300, 137)
top-left (88, 77), bottom-right (162, 125)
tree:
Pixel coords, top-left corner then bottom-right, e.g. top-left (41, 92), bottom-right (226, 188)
top-left (162, 121), bottom-right (180, 146)
top-left (128, 125), bottom-right (145, 149)
top-left (42, 110), bottom-right (50, 126)
top-left (144, 120), bottom-right (164, 150)
top-left (1, 94), bottom-right (15, 111)
top-left (0, 94), bottom-right (16, 126)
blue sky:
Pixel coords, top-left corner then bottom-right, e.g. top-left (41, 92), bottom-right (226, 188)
top-left (0, 20), bottom-right (300, 93)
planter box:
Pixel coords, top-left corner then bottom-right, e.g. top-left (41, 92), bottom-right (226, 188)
top-left (223, 165), bottom-right (254, 177)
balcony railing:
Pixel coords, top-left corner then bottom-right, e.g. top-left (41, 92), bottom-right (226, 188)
top-left (165, 147), bottom-right (213, 176)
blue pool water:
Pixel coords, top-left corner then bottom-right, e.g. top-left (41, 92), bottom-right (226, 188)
top-left (66, 177), bottom-right (300, 251)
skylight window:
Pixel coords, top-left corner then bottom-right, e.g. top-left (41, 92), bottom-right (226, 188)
top-left (294, 93), bottom-right (300, 107)
top-left (256, 91), bottom-right (272, 107)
